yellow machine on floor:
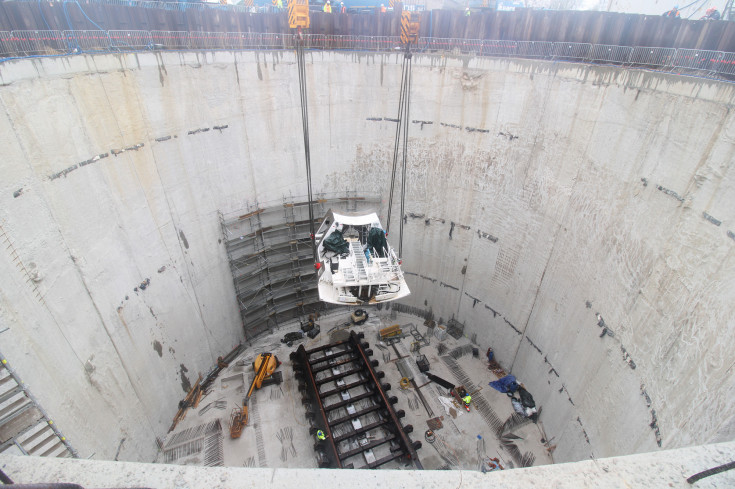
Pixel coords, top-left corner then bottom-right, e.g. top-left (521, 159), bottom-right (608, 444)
top-left (230, 352), bottom-right (281, 439)
top-left (379, 324), bottom-right (402, 341)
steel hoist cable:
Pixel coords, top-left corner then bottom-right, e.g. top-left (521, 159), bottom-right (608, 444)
top-left (386, 53), bottom-right (409, 237)
top-left (399, 52), bottom-right (412, 258)
top-left (386, 46), bottom-right (413, 258)
top-left (296, 34), bottom-right (317, 262)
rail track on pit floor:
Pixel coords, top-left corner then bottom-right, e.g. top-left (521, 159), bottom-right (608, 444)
top-left (290, 330), bottom-right (422, 469)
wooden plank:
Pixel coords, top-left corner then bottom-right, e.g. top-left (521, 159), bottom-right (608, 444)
top-left (0, 405), bottom-right (41, 444)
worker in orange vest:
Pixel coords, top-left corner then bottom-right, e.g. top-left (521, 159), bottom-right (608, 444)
top-left (701, 7), bottom-right (721, 20)
top-left (323, 0), bottom-right (332, 12)
top-left (380, 3), bottom-right (386, 12)
top-left (662, 5), bottom-right (680, 18)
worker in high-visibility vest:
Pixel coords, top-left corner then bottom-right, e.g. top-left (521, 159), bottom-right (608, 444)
top-left (316, 429), bottom-right (327, 441)
top-left (323, 0), bottom-right (332, 12)
top-left (662, 5), bottom-right (680, 18)
top-left (463, 394), bottom-right (471, 406)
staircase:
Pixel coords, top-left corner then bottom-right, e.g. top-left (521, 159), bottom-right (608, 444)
top-left (0, 353), bottom-right (76, 458)
top-left (726, 0), bottom-right (735, 20)
top-left (350, 241), bottom-right (368, 282)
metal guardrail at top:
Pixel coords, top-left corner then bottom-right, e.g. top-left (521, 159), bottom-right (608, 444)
top-left (7, 0), bottom-right (427, 13)
top-left (2, 30), bottom-right (735, 80)
top-left (9, 0), bottom-right (254, 13)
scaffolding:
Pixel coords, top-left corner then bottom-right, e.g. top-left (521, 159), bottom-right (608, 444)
top-left (220, 193), bottom-right (380, 341)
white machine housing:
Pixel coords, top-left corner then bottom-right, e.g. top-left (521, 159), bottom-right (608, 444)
top-left (315, 210), bottom-right (410, 305)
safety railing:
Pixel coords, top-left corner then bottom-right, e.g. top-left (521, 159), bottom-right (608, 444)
top-left (2, 30), bottom-right (735, 80)
top-left (9, 0), bottom-right (427, 13)
top-left (108, 30), bottom-right (153, 50)
top-left (9, 0), bottom-right (254, 13)
top-left (551, 42), bottom-right (592, 60)
top-left (630, 46), bottom-right (676, 66)
top-left (516, 41), bottom-right (553, 58)
top-left (590, 44), bottom-right (632, 64)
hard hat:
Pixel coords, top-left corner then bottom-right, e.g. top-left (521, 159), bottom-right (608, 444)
top-left (706, 7), bottom-right (715, 14)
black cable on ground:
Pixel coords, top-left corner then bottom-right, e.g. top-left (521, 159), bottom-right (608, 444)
top-left (687, 460), bottom-right (735, 484)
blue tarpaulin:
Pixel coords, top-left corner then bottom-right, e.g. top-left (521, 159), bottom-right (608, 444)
top-left (489, 375), bottom-right (518, 393)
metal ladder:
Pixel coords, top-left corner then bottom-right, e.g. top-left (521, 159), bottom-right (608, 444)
top-left (351, 242), bottom-right (368, 281)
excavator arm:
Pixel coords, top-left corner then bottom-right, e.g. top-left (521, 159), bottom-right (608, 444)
top-left (230, 352), bottom-right (280, 439)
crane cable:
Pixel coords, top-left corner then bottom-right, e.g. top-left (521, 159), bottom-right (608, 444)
top-left (685, 0), bottom-right (709, 18)
top-left (386, 53), bottom-right (408, 237)
top-left (399, 51), bottom-right (412, 258)
top-left (386, 46), bottom-right (413, 258)
top-left (296, 31), bottom-right (317, 262)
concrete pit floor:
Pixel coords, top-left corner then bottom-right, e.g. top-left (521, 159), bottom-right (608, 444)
top-left (160, 309), bottom-right (553, 471)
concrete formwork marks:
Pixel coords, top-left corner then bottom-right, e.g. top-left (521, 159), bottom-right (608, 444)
top-left (0, 52), bottom-right (734, 464)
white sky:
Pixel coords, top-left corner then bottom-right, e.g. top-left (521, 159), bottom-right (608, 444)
top-left (528, 0), bottom-right (728, 16)
top-left (596, 1), bottom-right (726, 15)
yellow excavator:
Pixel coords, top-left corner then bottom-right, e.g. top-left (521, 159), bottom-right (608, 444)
top-left (230, 352), bottom-right (281, 439)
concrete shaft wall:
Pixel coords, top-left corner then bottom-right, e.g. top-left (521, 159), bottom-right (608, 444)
top-left (0, 51), bottom-right (733, 463)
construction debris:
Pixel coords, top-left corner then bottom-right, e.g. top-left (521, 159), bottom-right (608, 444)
top-left (162, 309), bottom-right (554, 471)
top-left (447, 344), bottom-right (474, 360)
top-left (202, 344), bottom-right (244, 391)
top-left (281, 331), bottom-right (304, 346)
top-left (169, 374), bottom-right (204, 433)
top-left (480, 457), bottom-right (504, 472)
top-left (276, 426), bottom-right (298, 462)
top-left (379, 324), bottom-right (402, 341)
top-left (446, 318), bottom-right (464, 340)
top-left (427, 417), bottom-right (443, 431)
top-left (198, 398), bottom-right (227, 416)
top-left (351, 309), bottom-right (369, 325)
top-left (163, 420), bottom-right (222, 465)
